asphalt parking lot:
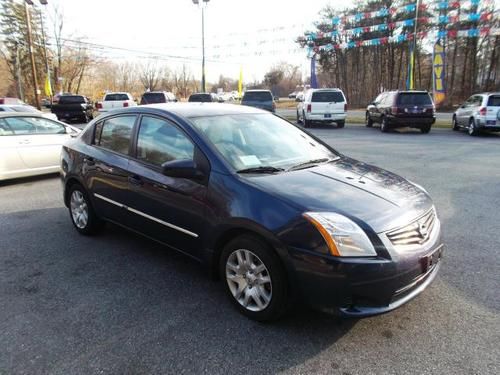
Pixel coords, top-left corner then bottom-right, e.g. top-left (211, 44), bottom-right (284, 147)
top-left (1, 124), bottom-right (499, 374)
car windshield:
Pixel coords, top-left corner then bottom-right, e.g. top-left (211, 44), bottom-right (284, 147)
top-left (190, 114), bottom-right (338, 172)
top-left (141, 93), bottom-right (165, 104)
top-left (189, 94), bottom-right (211, 102)
top-left (311, 91), bottom-right (344, 102)
top-left (104, 94), bottom-right (129, 101)
top-left (487, 95), bottom-right (500, 107)
top-left (243, 92), bottom-right (273, 102)
top-left (397, 93), bottom-right (432, 105)
top-left (59, 96), bottom-right (85, 104)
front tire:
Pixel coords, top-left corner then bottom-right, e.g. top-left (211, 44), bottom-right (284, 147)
top-left (220, 235), bottom-right (289, 321)
top-left (381, 116), bottom-right (390, 133)
top-left (366, 112), bottom-right (373, 127)
top-left (452, 115), bottom-right (459, 131)
top-left (420, 124), bottom-right (432, 134)
top-left (68, 184), bottom-right (103, 235)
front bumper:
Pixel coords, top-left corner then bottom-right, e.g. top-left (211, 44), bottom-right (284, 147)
top-left (286, 241), bottom-right (444, 317)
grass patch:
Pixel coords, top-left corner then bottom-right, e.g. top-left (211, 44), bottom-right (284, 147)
top-left (283, 115), bottom-right (451, 128)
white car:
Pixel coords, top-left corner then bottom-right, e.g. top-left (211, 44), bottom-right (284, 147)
top-left (0, 113), bottom-right (80, 181)
top-left (96, 92), bottom-right (137, 113)
top-left (297, 88), bottom-right (347, 128)
top-left (0, 104), bottom-right (58, 121)
top-left (452, 92), bottom-right (500, 136)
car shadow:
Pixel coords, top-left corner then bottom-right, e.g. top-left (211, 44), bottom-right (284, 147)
top-left (0, 207), bottom-right (357, 374)
top-left (0, 173), bottom-right (60, 187)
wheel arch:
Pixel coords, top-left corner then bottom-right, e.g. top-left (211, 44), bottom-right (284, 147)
top-left (64, 177), bottom-right (84, 207)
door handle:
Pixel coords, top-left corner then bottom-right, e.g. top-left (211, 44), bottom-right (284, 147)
top-left (18, 139), bottom-right (31, 145)
top-left (83, 157), bottom-right (95, 166)
top-left (128, 175), bottom-right (144, 186)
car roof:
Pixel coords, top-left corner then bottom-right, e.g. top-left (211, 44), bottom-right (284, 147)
top-left (244, 90), bottom-right (272, 93)
top-left (309, 88), bottom-right (342, 92)
top-left (110, 103), bottom-right (265, 118)
top-left (105, 92), bottom-right (130, 95)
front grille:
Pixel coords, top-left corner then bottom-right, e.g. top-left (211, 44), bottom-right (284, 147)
top-left (387, 208), bottom-right (437, 247)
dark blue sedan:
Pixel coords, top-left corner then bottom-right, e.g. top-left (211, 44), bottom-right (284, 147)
top-left (61, 103), bottom-right (443, 321)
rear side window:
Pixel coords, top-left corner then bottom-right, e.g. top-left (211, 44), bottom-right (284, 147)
top-left (104, 94), bottom-right (129, 101)
top-left (243, 92), bottom-right (273, 102)
top-left (487, 95), bottom-right (500, 107)
top-left (311, 91), bottom-right (345, 103)
top-left (97, 116), bottom-right (136, 154)
top-left (136, 116), bottom-right (194, 166)
top-left (140, 93), bottom-right (166, 104)
top-left (59, 96), bottom-right (85, 104)
top-left (397, 93), bottom-right (432, 105)
top-left (189, 94), bottom-right (212, 102)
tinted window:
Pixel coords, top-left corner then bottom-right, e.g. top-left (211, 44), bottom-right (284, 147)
top-left (397, 93), bottom-right (432, 105)
top-left (104, 94), bottom-right (129, 101)
top-left (243, 92), bottom-right (273, 102)
top-left (59, 96), bottom-right (85, 104)
top-left (140, 93), bottom-right (166, 104)
top-left (189, 94), bottom-right (212, 102)
top-left (311, 91), bottom-right (344, 102)
top-left (136, 116), bottom-right (194, 166)
top-left (487, 95), bottom-right (500, 107)
top-left (2, 116), bottom-right (65, 135)
top-left (0, 119), bottom-right (14, 135)
top-left (98, 116), bottom-right (136, 154)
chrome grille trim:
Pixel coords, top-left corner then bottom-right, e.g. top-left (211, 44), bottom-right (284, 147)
top-left (386, 208), bottom-right (437, 247)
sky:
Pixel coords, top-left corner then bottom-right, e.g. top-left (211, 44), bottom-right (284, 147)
top-left (46, 0), bottom-right (353, 83)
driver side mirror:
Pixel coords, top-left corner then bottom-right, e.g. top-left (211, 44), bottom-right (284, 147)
top-left (161, 159), bottom-right (204, 180)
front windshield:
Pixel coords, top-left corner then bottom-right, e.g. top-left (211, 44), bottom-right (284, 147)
top-left (190, 113), bottom-right (338, 171)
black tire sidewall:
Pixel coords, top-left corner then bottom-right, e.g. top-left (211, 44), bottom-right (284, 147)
top-left (337, 121), bottom-right (345, 128)
top-left (68, 184), bottom-right (101, 235)
top-left (219, 235), bottom-right (288, 322)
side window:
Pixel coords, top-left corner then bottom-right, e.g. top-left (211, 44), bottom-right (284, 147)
top-left (381, 93), bottom-right (392, 106)
top-left (136, 116), bottom-right (194, 167)
top-left (374, 94), bottom-right (384, 103)
top-left (0, 119), bottom-right (14, 136)
top-left (32, 117), bottom-right (66, 134)
top-left (474, 96), bottom-right (484, 106)
top-left (464, 96), bottom-right (475, 107)
top-left (97, 116), bottom-right (136, 155)
top-left (3, 117), bottom-right (37, 135)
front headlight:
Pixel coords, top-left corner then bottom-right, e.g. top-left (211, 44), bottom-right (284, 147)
top-left (303, 212), bottom-right (377, 257)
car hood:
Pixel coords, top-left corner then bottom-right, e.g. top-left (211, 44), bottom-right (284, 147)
top-left (245, 157), bottom-right (433, 233)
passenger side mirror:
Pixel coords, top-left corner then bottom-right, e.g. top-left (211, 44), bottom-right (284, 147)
top-left (161, 159), bottom-right (204, 180)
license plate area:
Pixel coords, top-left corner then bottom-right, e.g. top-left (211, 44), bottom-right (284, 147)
top-left (486, 120), bottom-right (496, 125)
top-left (324, 114), bottom-right (331, 118)
top-left (420, 246), bottom-right (443, 273)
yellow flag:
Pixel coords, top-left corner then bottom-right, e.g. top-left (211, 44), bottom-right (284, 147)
top-left (44, 76), bottom-right (52, 97)
top-left (238, 66), bottom-right (243, 97)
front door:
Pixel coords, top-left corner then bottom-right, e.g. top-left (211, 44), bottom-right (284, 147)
top-left (125, 115), bottom-right (208, 258)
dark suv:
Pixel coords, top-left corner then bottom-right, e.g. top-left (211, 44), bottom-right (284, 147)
top-left (140, 91), bottom-right (177, 105)
top-left (366, 91), bottom-right (436, 133)
top-left (241, 90), bottom-right (275, 112)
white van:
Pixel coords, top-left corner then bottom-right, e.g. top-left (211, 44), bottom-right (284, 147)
top-left (297, 88), bottom-right (347, 128)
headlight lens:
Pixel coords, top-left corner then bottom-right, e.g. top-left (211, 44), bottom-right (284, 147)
top-left (303, 212), bottom-right (377, 257)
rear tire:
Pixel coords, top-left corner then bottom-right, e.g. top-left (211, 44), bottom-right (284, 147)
top-left (420, 124), bottom-right (432, 134)
top-left (303, 112), bottom-right (311, 128)
top-left (452, 115), bottom-right (459, 131)
top-left (220, 235), bottom-right (289, 322)
top-left (366, 112), bottom-right (373, 127)
top-left (68, 184), bottom-right (104, 235)
top-left (337, 120), bottom-right (345, 128)
top-left (468, 118), bottom-right (479, 136)
top-left (381, 116), bottom-right (390, 133)
top-left (296, 110), bottom-right (302, 124)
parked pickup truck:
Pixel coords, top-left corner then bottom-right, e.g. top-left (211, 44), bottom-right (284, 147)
top-left (51, 95), bottom-right (94, 123)
top-left (96, 92), bottom-right (136, 113)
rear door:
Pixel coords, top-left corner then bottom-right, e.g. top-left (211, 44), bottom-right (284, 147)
top-left (311, 91), bottom-right (345, 118)
top-left (485, 95), bottom-right (500, 125)
top-left (0, 118), bottom-right (26, 178)
top-left (2, 116), bottom-right (70, 169)
top-left (126, 115), bottom-right (208, 256)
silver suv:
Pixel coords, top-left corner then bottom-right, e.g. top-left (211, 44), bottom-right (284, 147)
top-left (452, 93), bottom-right (500, 136)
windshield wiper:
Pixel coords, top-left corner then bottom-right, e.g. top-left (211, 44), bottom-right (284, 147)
top-left (237, 166), bottom-right (285, 174)
top-left (287, 158), bottom-right (335, 171)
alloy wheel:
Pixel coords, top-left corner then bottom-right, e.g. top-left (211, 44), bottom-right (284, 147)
top-left (70, 190), bottom-right (89, 229)
top-left (225, 249), bottom-right (272, 312)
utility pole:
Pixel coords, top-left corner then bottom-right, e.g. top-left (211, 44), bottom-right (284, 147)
top-left (410, 0), bottom-right (421, 90)
top-left (24, 1), bottom-right (41, 109)
top-left (15, 45), bottom-right (24, 101)
top-left (192, 0), bottom-right (210, 93)
top-left (39, 2), bottom-right (51, 105)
